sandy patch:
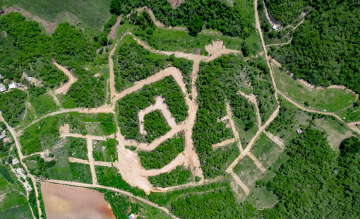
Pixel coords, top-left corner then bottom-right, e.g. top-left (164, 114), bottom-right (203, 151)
top-left (41, 182), bottom-right (115, 219)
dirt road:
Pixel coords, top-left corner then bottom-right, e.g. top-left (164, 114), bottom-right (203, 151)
top-left (54, 62), bottom-right (78, 94)
top-left (0, 112), bottom-right (42, 218)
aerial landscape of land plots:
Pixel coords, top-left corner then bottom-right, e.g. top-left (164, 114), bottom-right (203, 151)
top-left (0, 0), bottom-right (359, 218)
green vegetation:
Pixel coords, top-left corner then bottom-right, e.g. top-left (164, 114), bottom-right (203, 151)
top-left (256, 130), bottom-right (360, 218)
top-left (144, 110), bottom-right (171, 142)
top-left (96, 166), bottom-right (145, 196)
top-left (111, 0), bottom-right (254, 37)
top-left (8, 0), bottom-right (111, 33)
top-left (0, 164), bottom-right (33, 219)
top-left (115, 35), bottom-right (192, 91)
top-left (65, 137), bottom-right (87, 160)
top-left (267, 0), bottom-right (360, 93)
top-left (251, 133), bottom-right (282, 168)
top-left (104, 191), bottom-right (171, 219)
top-left (117, 76), bottom-right (187, 142)
top-left (28, 88), bottom-right (58, 116)
top-left (93, 139), bottom-right (118, 162)
top-left (0, 13), bottom-right (106, 110)
top-left (20, 112), bottom-right (115, 155)
top-left (194, 54), bottom-right (276, 178)
top-left (149, 166), bottom-right (191, 188)
top-left (99, 14), bottom-right (118, 45)
top-left (272, 63), bottom-right (356, 112)
top-left (24, 154), bottom-right (92, 183)
top-left (138, 135), bottom-right (184, 169)
top-left (0, 89), bottom-right (27, 126)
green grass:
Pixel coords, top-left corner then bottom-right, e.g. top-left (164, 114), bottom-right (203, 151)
top-left (233, 156), bottom-right (263, 188)
top-left (65, 137), bottom-right (87, 160)
top-left (336, 105), bottom-right (360, 122)
top-left (246, 186), bottom-right (278, 210)
top-left (272, 63), bottom-right (356, 112)
top-left (30, 93), bottom-right (58, 116)
top-left (250, 133), bottom-right (283, 168)
top-left (8, 0), bottom-right (111, 34)
top-left (20, 112), bottom-right (116, 155)
top-left (93, 139), bottom-right (118, 162)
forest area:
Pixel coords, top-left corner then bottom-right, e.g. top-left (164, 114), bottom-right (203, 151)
top-left (265, 0), bottom-right (360, 93)
top-left (110, 0), bottom-right (254, 37)
top-left (0, 12), bottom-right (106, 124)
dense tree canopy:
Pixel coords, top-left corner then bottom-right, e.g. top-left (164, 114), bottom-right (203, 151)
top-left (110, 0), bottom-right (254, 38)
top-left (266, 0), bottom-right (360, 93)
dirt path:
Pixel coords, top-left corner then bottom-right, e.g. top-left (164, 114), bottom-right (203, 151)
top-left (264, 131), bottom-right (285, 149)
top-left (237, 91), bottom-right (261, 127)
top-left (247, 152), bottom-right (266, 173)
top-left (2, 6), bottom-right (80, 34)
top-left (138, 96), bottom-right (177, 135)
top-left (108, 15), bottom-right (122, 40)
top-left (0, 112), bottom-right (42, 219)
top-left (54, 62), bottom-right (78, 94)
top-left (265, 18), bottom-right (305, 47)
top-left (225, 102), bottom-right (244, 152)
top-left (229, 170), bottom-right (250, 195)
top-left (45, 179), bottom-right (180, 219)
top-left (26, 102), bottom-right (37, 119)
top-left (212, 138), bottom-right (236, 149)
top-left (136, 7), bottom-right (186, 31)
top-left (47, 89), bottom-right (61, 107)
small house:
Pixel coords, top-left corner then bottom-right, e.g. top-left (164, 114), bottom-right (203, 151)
top-left (296, 129), bottom-right (303, 135)
top-left (0, 84), bottom-right (6, 92)
top-left (0, 130), bottom-right (6, 139)
top-left (43, 149), bottom-right (50, 159)
top-left (9, 82), bottom-right (17, 90)
top-left (27, 77), bottom-right (32, 82)
top-left (272, 25), bottom-right (278, 31)
top-left (128, 214), bottom-right (135, 219)
top-left (12, 158), bottom-right (19, 165)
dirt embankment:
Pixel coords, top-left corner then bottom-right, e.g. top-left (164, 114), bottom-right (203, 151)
top-left (2, 6), bottom-right (81, 34)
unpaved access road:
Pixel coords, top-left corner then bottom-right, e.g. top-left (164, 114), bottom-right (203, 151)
top-left (54, 62), bottom-right (78, 94)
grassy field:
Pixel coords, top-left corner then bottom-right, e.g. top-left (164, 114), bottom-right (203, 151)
top-left (93, 139), bottom-right (118, 162)
top-left (272, 63), bottom-right (356, 112)
top-left (20, 112), bottom-right (116, 155)
top-left (118, 18), bottom-right (261, 56)
top-left (251, 133), bottom-right (283, 168)
top-left (0, 164), bottom-right (33, 219)
top-left (7, 0), bottom-right (111, 34)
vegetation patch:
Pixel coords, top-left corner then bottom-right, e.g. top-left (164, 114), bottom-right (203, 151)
top-left (149, 166), bottom-right (191, 188)
top-left (115, 34), bottom-right (192, 91)
top-left (93, 139), bottom-right (118, 162)
top-left (96, 166), bottom-right (145, 196)
top-left (117, 76), bottom-right (187, 142)
top-left (138, 134), bottom-right (184, 169)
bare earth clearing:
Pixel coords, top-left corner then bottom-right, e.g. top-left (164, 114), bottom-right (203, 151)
top-left (41, 182), bottom-right (115, 219)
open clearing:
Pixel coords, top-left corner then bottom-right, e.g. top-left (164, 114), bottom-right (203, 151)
top-left (4, 0), bottom-right (111, 33)
top-left (41, 182), bottom-right (115, 219)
